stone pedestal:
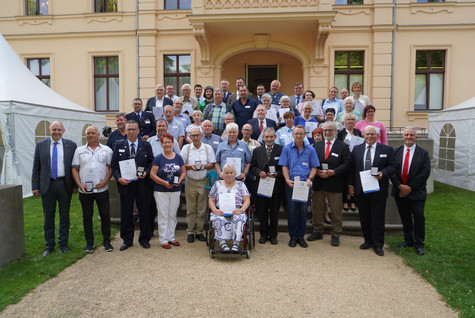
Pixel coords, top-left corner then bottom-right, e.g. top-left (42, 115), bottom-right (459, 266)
top-left (0, 185), bottom-right (24, 267)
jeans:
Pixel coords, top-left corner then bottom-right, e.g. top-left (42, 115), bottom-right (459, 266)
top-left (285, 184), bottom-right (309, 239)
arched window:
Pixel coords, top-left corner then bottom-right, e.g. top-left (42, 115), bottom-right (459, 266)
top-left (82, 123), bottom-right (92, 145)
top-left (438, 123), bottom-right (455, 172)
top-left (35, 120), bottom-right (51, 143)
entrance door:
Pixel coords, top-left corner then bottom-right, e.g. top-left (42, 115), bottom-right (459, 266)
top-left (246, 64), bottom-right (279, 96)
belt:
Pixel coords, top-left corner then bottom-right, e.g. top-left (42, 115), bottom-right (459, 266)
top-left (51, 177), bottom-right (65, 181)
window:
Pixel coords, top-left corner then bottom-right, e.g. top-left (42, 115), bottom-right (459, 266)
top-left (165, 0), bottom-right (191, 10)
top-left (164, 55), bottom-right (191, 92)
top-left (26, 0), bottom-right (48, 15)
top-left (414, 50), bottom-right (445, 110)
top-left (335, 0), bottom-right (363, 4)
top-left (94, 56), bottom-right (119, 112)
top-left (438, 123), bottom-right (455, 172)
top-left (27, 58), bottom-right (51, 87)
top-left (94, 0), bottom-right (118, 12)
top-left (35, 120), bottom-right (51, 143)
top-left (334, 51), bottom-right (364, 93)
top-left (417, 0), bottom-right (444, 2)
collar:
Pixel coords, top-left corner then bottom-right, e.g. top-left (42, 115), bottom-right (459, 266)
top-left (191, 143), bottom-right (203, 151)
top-left (404, 144), bottom-right (416, 152)
top-left (366, 142), bottom-right (378, 149)
top-left (50, 138), bottom-right (63, 145)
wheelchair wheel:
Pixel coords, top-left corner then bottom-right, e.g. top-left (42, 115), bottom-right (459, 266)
top-left (246, 250), bottom-right (250, 259)
top-left (209, 250), bottom-right (215, 259)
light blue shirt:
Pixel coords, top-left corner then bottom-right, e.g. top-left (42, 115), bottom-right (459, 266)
top-left (215, 139), bottom-right (252, 172)
top-left (202, 133), bottom-right (222, 154)
top-left (275, 126), bottom-right (310, 146)
top-left (166, 118), bottom-right (185, 140)
top-left (278, 142), bottom-right (319, 180)
top-left (174, 114), bottom-right (191, 130)
top-left (147, 135), bottom-right (180, 157)
top-left (322, 98), bottom-right (343, 115)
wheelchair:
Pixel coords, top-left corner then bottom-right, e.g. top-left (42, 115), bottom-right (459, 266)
top-left (204, 171), bottom-right (255, 259)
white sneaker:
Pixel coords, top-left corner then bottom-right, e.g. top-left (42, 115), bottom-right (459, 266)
top-left (219, 241), bottom-right (230, 252)
top-left (231, 243), bottom-right (239, 252)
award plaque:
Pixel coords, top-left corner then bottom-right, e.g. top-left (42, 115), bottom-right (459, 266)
top-left (85, 181), bottom-right (94, 192)
top-left (173, 176), bottom-right (179, 184)
top-left (195, 160), bottom-right (202, 170)
top-left (137, 166), bottom-right (145, 177)
top-left (269, 166), bottom-right (276, 174)
top-left (321, 163), bottom-right (329, 172)
top-left (371, 167), bottom-right (379, 176)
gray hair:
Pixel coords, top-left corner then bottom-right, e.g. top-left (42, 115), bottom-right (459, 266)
top-left (192, 110), bottom-right (203, 117)
top-left (155, 84), bottom-right (164, 90)
top-left (322, 121), bottom-right (337, 131)
top-left (344, 96), bottom-right (354, 104)
top-left (364, 125), bottom-right (378, 134)
top-left (263, 127), bottom-right (276, 135)
top-left (302, 101), bottom-right (314, 110)
top-left (261, 93), bottom-right (272, 101)
top-left (181, 83), bottom-right (192, 91)
top-left (214, 88), bottom-right (223, 95)
top-left (224, 112), bottom-right (235, 119)
top-left (403, 126), bottom-right (417, 136)
top-left (222, 163), bottom-right (237, 174)
top-left (225, 122), bottom-right (239, 132)
top-left (280, 95), bottom-right (290, 103)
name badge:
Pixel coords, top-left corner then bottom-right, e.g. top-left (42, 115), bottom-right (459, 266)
top-left (274, 156), bottom-right (280, 160)
top-left (144, 119), bottom-right (150, 124)
top-left (302, 162), bottom-right (309, 167)
top-left (119, 149), bottom-right (125, 152)
top-left (237, 148), bottom-right (243, 152)
top-left (173, 126), bottom-right (178, 129)
top-left (245, 106), bottom-right (250, 108)
top-left (214, 141), bottom-right (219, 144)
top-left (331, 153), bottom-right (339, 157)
top-left (380, 154), bottom-right (387, 158)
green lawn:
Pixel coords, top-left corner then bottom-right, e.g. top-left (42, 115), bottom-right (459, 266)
top-left (0, 195), bottom-right (117, 312)
top-left (387, 182), bottom-right (475, 318)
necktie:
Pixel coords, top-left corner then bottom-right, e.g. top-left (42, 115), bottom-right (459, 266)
top-left (296, 96), bottom-right (300, 104)
top-left (402, 148), bottom-right (410, 184)
top-left (51, 141), bottom-right (58, 179)
top-left (266, 147), bottom-right (272, 162)
top-left (325, 141), bottom-right (331, 160)
top-left (130, 143), bottom-right (136, 158)
top-left (259, 121), bottom-right (264, 133)
top-left (365, 145), bottom-right (372, 170)
top-left (137, 113), bottom-right (141, 121)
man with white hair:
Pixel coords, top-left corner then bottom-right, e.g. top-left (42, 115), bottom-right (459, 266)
top-left (181, 83), bottom-right (199, 112)
top-left (266, 79), bottom-right (285, 105)
top-left (247, 105), bottom-right (277, 140)
top-left (145, 84), bottom-right (173, 112)
top-left (348, 125), bottom-right (395, 256)
top-left (164, 105), bottom-right (185, 147)
top-left (201, 119), bottom-right (222, 154)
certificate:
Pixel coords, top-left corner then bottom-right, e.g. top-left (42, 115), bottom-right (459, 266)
top-left (257, 177), bottom-right (276, 198)
top-left (292, 180), bottom-right (310, 202)
top-left (226, 157), bottom-right (241, 175)
top-left (218, 192), bottom-right (236, 216)
top-left (183, 103), bottom-right (194, 115)
top-left (359, 170), bottom-right (380, 193)
top-left (305, 122), bottom-right (319, 138)
top-left (270, 104), bottom-right (281, 114)
top-left (119, 159), bottom-right (137, 181)
top-left (152, 106), bottom-right (163, 119)
top-left (82, 168), bottom-right (101, 187)
top-left (266, 108), bottom-right (278, 123)
top-left (349, 136), bottom-right (365, 152)
top-left (310, 101), bottom-right (322, 116)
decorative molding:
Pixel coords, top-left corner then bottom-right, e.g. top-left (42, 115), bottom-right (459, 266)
top-left (17, 16), bottom-right (53, 26)
top-left (315, 24), bottom-right (331, 63)
top-left (253, 34), bottom-right (270, 49)
top-left (157, 14), bottom-right (187, 21)
top-left (410, 3), bottom-right (454, 14)
top-left (311, 64), bottom-right (328, 75)
top-left (204, 0), bottom-right (318, 9)
top-left (197, 65), bottom-right (214, 75)
top-left (336, 8), bottom-right (370, 15)
top-left (192, 23), bottom-right (210, 63)
top-left (85, 13), bottom-right (123, 23)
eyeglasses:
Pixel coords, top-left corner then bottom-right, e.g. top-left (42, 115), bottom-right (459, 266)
top-left (189, 134), bottom-right (201, 137)
top-left (133, 103), bottom-right (142, 106)
top-left (323, 129), bottom-right (335, 132)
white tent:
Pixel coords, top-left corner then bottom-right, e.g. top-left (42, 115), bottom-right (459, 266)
top-left (428, 96), bottom-right (475, 191)
top-left (0, 34), bottom-right (106, 197)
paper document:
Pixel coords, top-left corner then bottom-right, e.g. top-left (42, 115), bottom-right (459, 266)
top-left (305, 122), bottom-right (319, 138)
top-left (292, 180), bottom-right (310, 202)
top-left (226, 157), bottom-right (242, 175)
top-left (349, 136), bottom-right (365, 152)
top-left (257, 177), bottom-right (276, 198)
top-left (119, 159), bottom-right (137, 181)
top-left (359, 170), bottom-right (380, 193)
top-left (219, 192), bottom-right (236, 216)
top-left (266, 108), bottom-right (278, 123)
top-left (152, 107), bottom-right (163, 119)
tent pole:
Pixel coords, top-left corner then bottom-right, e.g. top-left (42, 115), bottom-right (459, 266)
top-left (136, 0), bottom-right (140, 98)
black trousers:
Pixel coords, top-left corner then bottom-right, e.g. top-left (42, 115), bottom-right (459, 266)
top-left (395, 196), bottom-right (426, 247)
top-left (41, 179), bottom-right (71, 249)
top-left (148, 181), bottom-right (157, 234)
top-left (356, 193), bottom-right (387, 248)
top-left (120, 182), bottom-right (151, 246)
top-left (79, 190), bottom-right (111, 246)
top-left (257, 192), bottom-right (281, 239)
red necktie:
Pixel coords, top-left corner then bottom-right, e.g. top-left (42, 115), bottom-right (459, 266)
top-left (259, 121), bottom-right (264, 133)
top-left (402, 148), bottom-right (410, 184)
top-left (325, 141), bottom-right (331, 160)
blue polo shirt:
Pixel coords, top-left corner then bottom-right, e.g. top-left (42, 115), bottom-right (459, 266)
top-left (202, 133), bottom-right (222, 154)
top-left (279, 142), bottom-right (319, 180)
top-left (231, 98), bottom-right (258, 129)
top-left (215, 139), bottom-right (252, 172)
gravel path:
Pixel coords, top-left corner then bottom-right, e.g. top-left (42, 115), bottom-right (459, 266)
top-left (1, 231), bottom-right (456, 317)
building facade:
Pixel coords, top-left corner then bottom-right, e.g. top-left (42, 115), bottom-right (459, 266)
top-left (1, 0), bottom-right (474, 128)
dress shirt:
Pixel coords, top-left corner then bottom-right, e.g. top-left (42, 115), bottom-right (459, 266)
top-left (364, 142), bottom-right (377, 167)
top-left (202, 134), bottom-right (222, 154)
top-left (242, 138), bottom-right (261, 154)
top-left (181, 96), bottom-right (200, 111)
top-left (209, 103), bottom-right (227, 133)
top-left (402, 144), bottom-right (416, 176)
top-left (266, 91), bottom-right (285, 105)
top-left (166, 119), bottom-right (185, 140)
top-left (215, 140), bottom-right (252, 172)
top-left (167, 94), bottom-right (178, 102)
top-left (148, 135), bottom-right (180, 157)
top-left (127, 140), bottom-right (138, 157)
top-left (278, 142), bottom-right (319, 180)
top-left (323, 138), bottom-right (336, 159)
top-left (181, 143), bottom-right (216, 180)
top-left (50, 138), bottom-right (65, 177)
top-left (322, 98), bottom-right (343, 114)
top-left (154, 97), bottom-right (165, 108)
top-left (275, 126), bottom-right (310, 146)
top-left (174, 114), bottom-right (192, 130)
top-left (72, 143), bottom-right (113, 193)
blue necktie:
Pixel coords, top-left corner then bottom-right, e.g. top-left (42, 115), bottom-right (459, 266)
top-left (130, 143), bottom-right (136, 158)
top-left (52, 142), bottom-right (58, 179)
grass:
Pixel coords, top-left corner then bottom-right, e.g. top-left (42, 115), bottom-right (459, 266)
top-left (0, 195), bottom-right (117, 312)
top-left (387, 182), bottom-right (475, 318)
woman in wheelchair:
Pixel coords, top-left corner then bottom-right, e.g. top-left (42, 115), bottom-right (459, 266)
top-left (208, 164), bottom-right (250, 252)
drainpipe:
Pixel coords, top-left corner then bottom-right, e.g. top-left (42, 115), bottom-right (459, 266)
top-left (136, 0), bottom-right (140, 97)
top-left (390, 0), bottom-right (396, 130)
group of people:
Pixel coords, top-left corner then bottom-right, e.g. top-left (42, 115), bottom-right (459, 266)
top-left (32, 78), bottom-right (430, 257)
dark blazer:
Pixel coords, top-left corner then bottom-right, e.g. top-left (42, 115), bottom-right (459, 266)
top-left (111, 139), bottom-right (154, 195)
top-left (145, 96), bottom-right (173, 112)
top-left (349, 142), bottom-right (395, 199)
top-left (125, 111), bottom-right (156, 138)
top-left (247, 118), bottom-right (277, 140)
top-left (32, 138), bottom-right (77, 195)
top-left (227, 92), bottom-right (254, 107)
top-left (390, 145), bottom-right (431, 201)
top-left (313, 140), bottom-right (351, 193)
top-left (250, 143), bottom-right (284, 194)
top-left (337, 128), bottom-right (363, 141)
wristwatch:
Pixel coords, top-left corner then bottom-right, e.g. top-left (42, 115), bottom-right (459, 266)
top-left (241, 208), bottom-right (246, 213)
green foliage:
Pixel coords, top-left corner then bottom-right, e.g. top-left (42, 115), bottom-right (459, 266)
top-left (0, 195), bottom-right (117, 312)
top-left (387, 182), bottom-right (475, 318)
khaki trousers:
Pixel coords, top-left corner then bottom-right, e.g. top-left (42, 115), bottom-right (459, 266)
top-left (185, 177), bottom-right (208, 235)
top-left (311, 190), bottom-right (343, 237)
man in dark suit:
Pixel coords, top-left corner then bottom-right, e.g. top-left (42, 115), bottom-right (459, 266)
top-left (307, 122), bottom-right (351, 246)
top-left (247, 105), bottom-right (277, 140)
top-left (32, 121), bottom-right (77, 257)
top-left (145, 84), bottom-right (173, 113)
top-left (390, 127), bottom-right (431, 255)
top-left (125, 98), bottom-right (156, 141)
top-left (348, 125), bottom-right (395, 256)
top-left (250, 127), bottom-right (283, 245)
top-left (111, 120), bottom-right (154, 251)
top-left (289, 82), bottom-right (304, 108)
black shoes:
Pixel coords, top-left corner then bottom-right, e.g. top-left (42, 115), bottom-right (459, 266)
top-left (259, 236), bottom-right (267, 244)
top-left (297, 238), bottom-right (308, 248)
top-left (324, 219), bottom-right (332, 225)
top-left (415, 246), bottom-right (425, 255)
top-left (187, 234), bottom-right (195, 243)
top-left (288, 238), bottom-right (297, 247)
top-left (397, 241), bottom-right (414, 248)
top-left (195, 234), bottom-right (206, 242)
top-left (119, 243), bottom-right (132, 251)
top-left (42, 248), bottom-right (53, 257)
top-left (103, 242), bottom-right (114, 252)
top-left (359, 242), bottom-right (372, 250)
top-left (331, 236), bottom-right (340, 247)
top-left (373, 247), bottom-right (384, 256)
top-left (140, 242), bottom-right (151, 249)
top-left (269, 238), bottom-right (278, 245)
top-left (307, 232), bottom-right (323, 241)
top-left (60, 245), bottom-right (70, 253)
top-left (83, 244), bottom-right (95, 253)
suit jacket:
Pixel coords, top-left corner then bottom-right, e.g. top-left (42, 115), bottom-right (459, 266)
top-left (289, 95), bottom-right (304, 108)
top-left (125, 111), bottom-right (156, 138)
top-left (111, 139), bottom-right (154, 195)
top-left (349, 142), bottom-right (395, 200)
top-left (337, 128), bottom-right (362, 141)
top-left (247, 118), bottom-right (277, 140)
top-left (226, 92), bottom-right (254, 107)
top-left (390, 145), bottom-right (431, 201)
top-left (250, 143), bottom-right (284, 194)
top-left (313, 140), bottom-right (351, 193)
top-left (145, 96), bottom-right (173, 112)
top-left (32, 138), bottom-right (77, 195)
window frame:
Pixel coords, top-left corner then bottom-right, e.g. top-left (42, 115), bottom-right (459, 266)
top-left (163, 54), bottom-right (191, 93)
top-left (334, 50), bottom-right (365, 92)
top-left (335, 0), bottom-right (363, 4)
top-left (26, 0), bottom-right (48, 15)
top-left (164, 0), bottom-right (191, 10)
top-left (414, 50), bottom-right (445, 111)
top-left (94, 0), bottom-right (118, 13)
top-left (27, 58), bottom-right (51, 87)
top-left (93, 56), bottom-right (119, 112)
